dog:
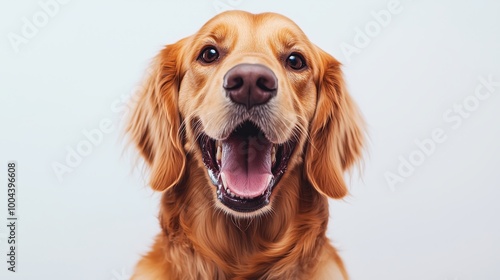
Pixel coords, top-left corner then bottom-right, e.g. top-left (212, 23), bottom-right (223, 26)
top-left (127, 10), bottom-right (364, 280)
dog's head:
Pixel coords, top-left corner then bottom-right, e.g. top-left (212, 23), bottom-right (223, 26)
top-left (128, 11), bottom-right (364, 217)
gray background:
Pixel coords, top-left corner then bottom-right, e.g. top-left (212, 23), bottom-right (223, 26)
top-left (1, 0), bottom-right (499, 279)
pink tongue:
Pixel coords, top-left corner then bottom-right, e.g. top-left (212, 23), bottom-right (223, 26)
top-left (220, 135), bottom-right (272, 198)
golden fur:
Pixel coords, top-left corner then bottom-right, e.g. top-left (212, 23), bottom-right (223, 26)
top-left (127, 11), bottom-right (364, 280)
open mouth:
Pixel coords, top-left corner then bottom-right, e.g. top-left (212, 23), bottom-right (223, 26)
top-left (198, 121), bottom-right (296, 213)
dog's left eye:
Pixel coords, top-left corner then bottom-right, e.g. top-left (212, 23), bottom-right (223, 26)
top-left (286, 53), bottom-right (306, 70)
top-left (198, 46), bottom-right (220, 64)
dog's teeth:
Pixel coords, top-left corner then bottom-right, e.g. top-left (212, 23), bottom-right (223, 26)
top-left (216, 144), bottom-right (222, 162)
top-left (271, 146), bottom-right (276, 164)
top-left (267, 175), bottom-right (273, 186)
top-left (230, 192), bottom-right (235, 198)
top-left (220, 173), bottom-right (228, 190)
top-left (226, 188), bottom-right (230, 194)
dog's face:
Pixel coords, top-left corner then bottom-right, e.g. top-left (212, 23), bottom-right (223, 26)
top-left (128, 11), bottom-right (364, 217)
top-left (179, 12), bottom-right (318, 215)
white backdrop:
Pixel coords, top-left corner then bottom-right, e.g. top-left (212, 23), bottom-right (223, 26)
top-left (1, 0), bottom-right (499, 279)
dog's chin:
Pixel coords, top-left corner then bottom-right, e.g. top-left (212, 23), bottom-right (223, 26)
top-left (197, 120), bottom-right (297, 217)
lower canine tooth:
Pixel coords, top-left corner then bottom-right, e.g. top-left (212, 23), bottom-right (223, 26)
top-left (263, 176), bottom-right (273, 196)
top-left (216, 144), bottom-right (222, 161)
top-left (271, 146), bottom-right (276, 164)
top-left (221, 173), bottom-right (228, 190)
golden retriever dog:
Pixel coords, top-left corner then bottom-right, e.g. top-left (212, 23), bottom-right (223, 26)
top-left (128, 10), bottom-right (364, 280)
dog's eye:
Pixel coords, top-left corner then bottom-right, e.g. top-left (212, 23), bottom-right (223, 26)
top-left (286, 53), bottom-right (306, 70)
top-left (199, 46), bottom-right (219, 64)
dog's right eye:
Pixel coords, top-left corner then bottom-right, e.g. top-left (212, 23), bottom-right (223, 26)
top-left (286, 53), bottom-right (307, 70)
top-left (198, 47), bottom-right (220, 64)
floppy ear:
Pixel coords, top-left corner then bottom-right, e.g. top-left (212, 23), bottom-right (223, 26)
top-left (304, 48), bottom-right (364, 198)
top-left (127, 41), bottom-right (187, 191)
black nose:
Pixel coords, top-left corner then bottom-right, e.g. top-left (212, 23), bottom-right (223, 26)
top-left (223, 63), bottom-right (278, 109)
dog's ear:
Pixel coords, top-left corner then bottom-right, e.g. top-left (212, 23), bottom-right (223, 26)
top-left (304, 48), bottom-right (364, 199)
top-left (127, 40), bottom-right (188, 191)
